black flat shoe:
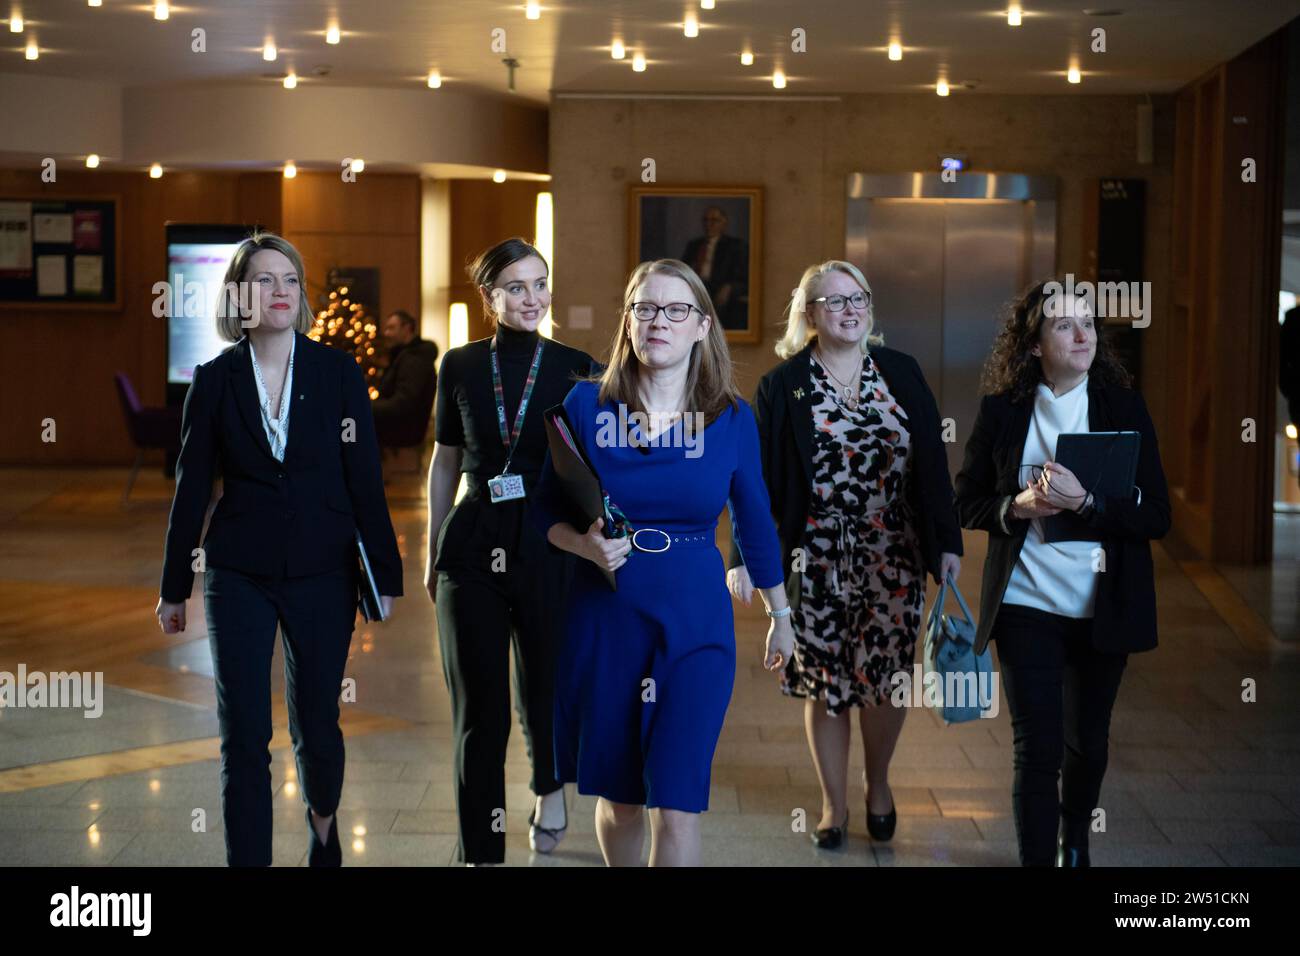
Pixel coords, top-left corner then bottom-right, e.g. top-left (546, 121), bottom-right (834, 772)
top-left (811, 810), bottom-right (849, 849)
top-left (866, 800), bottom-right (897, 842)
top-left (306, 805), bottom-right (341, 867)
top-left (1057, 811), bottom-right (1090, 866)
top-left (1056, 841), bottom-right (1090, 867)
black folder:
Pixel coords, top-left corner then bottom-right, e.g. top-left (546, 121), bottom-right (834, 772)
top-left (356, 529), bottom-right (386, 621)
top-left (1042, 431), bottom-right (1141, 543)
top-left (542, 403), bottom-right (619, 591)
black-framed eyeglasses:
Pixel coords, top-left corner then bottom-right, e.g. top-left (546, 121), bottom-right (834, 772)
top-left (630, 302), bottom-right (700, 322)
top-left (809, 292), bottom-right (869, 312)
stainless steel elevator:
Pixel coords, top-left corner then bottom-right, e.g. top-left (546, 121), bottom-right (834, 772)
top-left (846, 173), bottom-right (1058, 476)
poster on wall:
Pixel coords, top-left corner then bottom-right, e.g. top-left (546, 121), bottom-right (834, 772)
top-left (0, 201), bottom-right (33, 277)
top-left (0, 197), bottom-right (118, 307)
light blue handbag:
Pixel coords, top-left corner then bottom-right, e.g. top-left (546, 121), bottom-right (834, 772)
top-left (922, 573), bottom-right (994, 724)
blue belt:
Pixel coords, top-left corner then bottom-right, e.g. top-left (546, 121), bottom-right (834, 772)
top-left (626, 526), bottom-right (717, 554)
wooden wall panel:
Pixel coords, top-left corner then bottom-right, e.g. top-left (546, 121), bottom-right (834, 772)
top-left (448, 180), bottom-right (545, 342)
top-left (0, 169), bottom-right (281, 465)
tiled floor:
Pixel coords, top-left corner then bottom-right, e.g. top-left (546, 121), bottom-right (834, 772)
top-left (1, 466), bottom-right (1298, 866)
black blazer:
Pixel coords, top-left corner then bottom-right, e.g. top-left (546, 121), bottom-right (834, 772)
top-left (160, 333), bottom-right (403, 605)
top-left (727, 342), bottom-right (963, 603)
top-left (953, 380), bottom-right (1170, 657)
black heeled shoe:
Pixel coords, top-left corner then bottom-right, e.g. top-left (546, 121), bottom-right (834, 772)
top-left (811, 810), bottom-right (849, 849)
top-left (306, 805), bottom-right (341, 867)
top-left (866, 799), bottom-right (897, 842)
top-left (528, 790), bottom-right (567, 855)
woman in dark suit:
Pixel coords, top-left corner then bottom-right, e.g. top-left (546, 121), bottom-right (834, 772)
top-left (954, 278), bottom-right (1170, 867)
top-left (424, 238), bottom-right (594, 865)
top-left (727, 260), bottom-right (962, 848)
top-left (155, 231), bottom-right (403, 867)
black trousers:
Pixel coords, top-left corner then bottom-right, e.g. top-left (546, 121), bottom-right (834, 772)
top-left (204, 563), bottom-right (356, 866)
top-left (435, 549), bottom-right (567, 864)
top-left (993, 603), bottom-right (1129, 867)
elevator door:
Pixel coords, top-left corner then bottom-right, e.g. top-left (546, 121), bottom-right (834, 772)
top-left (847, 175), bottom-right (1057, 478)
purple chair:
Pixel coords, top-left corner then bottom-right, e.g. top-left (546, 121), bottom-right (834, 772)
top-left (114, 372), bottom-right (182, 505)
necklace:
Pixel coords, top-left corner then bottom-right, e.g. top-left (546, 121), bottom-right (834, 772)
top-left (814, 348), bottom-right (862, 409)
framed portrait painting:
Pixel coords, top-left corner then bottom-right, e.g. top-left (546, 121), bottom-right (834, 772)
top-left (628, 185), bottom-right (763, 345)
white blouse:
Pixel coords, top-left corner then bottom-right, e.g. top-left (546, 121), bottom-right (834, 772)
top-left (248, 334), bottom-right (295, 463)
top-left (1000, 376), bottom-right (1099, 619)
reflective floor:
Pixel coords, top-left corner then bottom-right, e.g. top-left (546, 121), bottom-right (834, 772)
top-left (1, 466), bottom-right (1297, 866)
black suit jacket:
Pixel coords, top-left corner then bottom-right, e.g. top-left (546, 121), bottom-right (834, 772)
top-left (954, 381), bottom-right (1170, 656)
top-left (727, 342), bottom-right (963, 604)
top-left (160, 333), bottom-right (403, 604)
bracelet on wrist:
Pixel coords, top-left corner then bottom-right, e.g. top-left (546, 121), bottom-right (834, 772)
top-left (766, 606), bottom-right (792, 619)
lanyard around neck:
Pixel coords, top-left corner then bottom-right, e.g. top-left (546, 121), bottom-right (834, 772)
top-left (490, 336), bottom-right (545, 471)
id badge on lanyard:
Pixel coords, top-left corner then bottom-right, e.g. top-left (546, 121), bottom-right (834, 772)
top-left (489, 336), bottom-right (544, 504)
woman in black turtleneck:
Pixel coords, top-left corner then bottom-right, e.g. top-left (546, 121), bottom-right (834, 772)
top-left (426, 238), bottom-right (593, 865)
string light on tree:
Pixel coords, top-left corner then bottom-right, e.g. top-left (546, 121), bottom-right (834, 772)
top-left (309, 284), bottom-right (382, 398)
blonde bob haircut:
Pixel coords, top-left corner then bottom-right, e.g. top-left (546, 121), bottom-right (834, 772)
top-left (215, 231), bottom-right (315, 342)
top-left (775, 259), bottom-right (884, 359)
top-left (594, 258), bottom-right (742, 426)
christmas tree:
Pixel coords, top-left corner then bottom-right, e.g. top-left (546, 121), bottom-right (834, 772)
top-left (309, 284), bottom-right (382, 399)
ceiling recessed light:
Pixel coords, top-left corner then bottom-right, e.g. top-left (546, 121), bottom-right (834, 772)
top-left (149, 163), bottom-right (163, 179)
top-left (326, 24), bottom-right (340, 44)
top-left (525, 1), bottom-right (540, 19)
top-left (740, 50), bottom-right (753, 66)
top-left (632, 51), bottom-right (646, 72)
top-left (86, 154), bottom-right (100, 168)
top-left (283, 73), bottom-right (297, 89)
top-left (427, 69), bottom-right (442, 88)
top-left (702, 0), bottom-right (715, 9)
top-left (350, 158), bottom-right (364, 173)
top-left (1008, 4), bottom-right (1022, 26)
top-left (1067, 64), bottom-right (1081, 83)
top-left (153, 1), bottom-right (168, 21)
top-left (263, 42), bottom-right (277, 62)
top-left (492, 169), bottom-right (507, 183)
top-left (772, 69), bottom-right (786, 89)
top-left (88, 0), bottom-right (101, 6)
top-left (9, 13), bottom-right (22, 32)
top-left (936, 78), bottom-right (950, 96)
top-left (611, 38), bottom-right (625, 60)
top-left (24, 41), bottom-right (37, 60)
top-left (888, 40), bottom-right (902, 61)
top-left (283, 161), bottom-right (297, 179)
top-left (684, 12), bottom-right (699, 38)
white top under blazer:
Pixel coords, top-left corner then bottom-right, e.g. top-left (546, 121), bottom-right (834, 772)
top-left (999, 376), bottom-right (1099, 619)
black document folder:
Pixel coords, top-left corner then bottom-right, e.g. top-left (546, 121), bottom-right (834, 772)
top-left (356, 529), bottom-right (386, 621)
top-left (1041, 431), bottom-right (1141, 543)
top-left (542, 403), bottom-right (618, 591)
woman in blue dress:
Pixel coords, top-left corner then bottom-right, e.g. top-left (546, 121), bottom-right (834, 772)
top-left (533, 259), bottom-right (793, 866)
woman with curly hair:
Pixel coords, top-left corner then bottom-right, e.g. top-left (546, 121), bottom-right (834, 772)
top-left (954, 278), bottom-right (1170, 867)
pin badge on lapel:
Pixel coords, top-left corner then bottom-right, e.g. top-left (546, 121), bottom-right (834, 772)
top-left (793, 387), bottom-right (805, 400)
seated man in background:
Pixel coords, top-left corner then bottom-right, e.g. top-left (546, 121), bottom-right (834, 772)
top-left (372, 309), bottom-right (439, 450)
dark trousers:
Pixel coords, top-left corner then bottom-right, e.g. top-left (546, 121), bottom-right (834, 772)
top-left (993, 603), bottom-right (1128, 866)
top-left (435, 553), bottom-right (567, 864)
top-left (204, 563), bottom-right (356, 866)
